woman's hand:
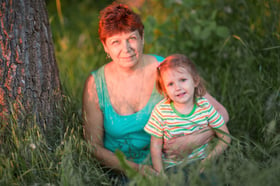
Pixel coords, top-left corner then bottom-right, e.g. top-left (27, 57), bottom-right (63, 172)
top-left (163, 126), bottom-right (214, 159)
top-left (138, 164), bottom-right (158, 177)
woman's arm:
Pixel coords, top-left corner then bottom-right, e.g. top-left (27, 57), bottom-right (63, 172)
top-left (150, 136), bottom-right (164, 173)
top-left (163, 127), bottom-right (214, 159)
top-left (203, 124), bottom-right (231, 162)
top-left (204, 92), bottom-right (229, 123)
top-left (83, 75), bottom-right (139, 172)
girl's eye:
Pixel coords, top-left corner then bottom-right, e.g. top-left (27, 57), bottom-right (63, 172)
top-left (167, 82), bottom-right (173, 87)
top-left (180, 78), bottom-right (187, 82)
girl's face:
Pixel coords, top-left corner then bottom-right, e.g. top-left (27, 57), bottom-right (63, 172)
top-left (161, 67), bottom-right (198, 107)
top-left (103, 31), bottom-right (144, 69)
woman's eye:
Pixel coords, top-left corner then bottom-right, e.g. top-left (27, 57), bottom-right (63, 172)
top-left (129, 36), bottom-right (137, 41)
top-left (111, 40), bottom-right (119, 45)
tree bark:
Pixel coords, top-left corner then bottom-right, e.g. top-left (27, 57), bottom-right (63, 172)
top-left (0, 0), bottom-right (61, 128)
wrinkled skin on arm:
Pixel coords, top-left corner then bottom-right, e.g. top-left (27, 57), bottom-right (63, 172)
top-left (163, 92), bottom-right (229, 158)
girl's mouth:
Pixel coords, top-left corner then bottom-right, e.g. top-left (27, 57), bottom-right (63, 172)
top-left (176, 92), bottom-right (186, 97)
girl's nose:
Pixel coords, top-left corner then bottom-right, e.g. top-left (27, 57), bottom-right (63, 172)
top-left (174, 82), bottom-right (181, 90)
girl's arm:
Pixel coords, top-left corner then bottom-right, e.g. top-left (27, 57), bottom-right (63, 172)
top-left (150, 136), bottom-right (164, 173)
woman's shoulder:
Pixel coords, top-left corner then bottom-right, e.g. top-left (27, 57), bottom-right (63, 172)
top-left (83, 73), bottom-right (98, 96)
top-left (85, 64), bottom-right (107, 90)
top-left (147, 54), bottom-right (165, 62)
top-left (90, 64), bottom-right (106, 76)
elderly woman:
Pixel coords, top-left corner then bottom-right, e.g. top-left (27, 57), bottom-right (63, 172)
top-left (82, 2), bottom-right (229, 178)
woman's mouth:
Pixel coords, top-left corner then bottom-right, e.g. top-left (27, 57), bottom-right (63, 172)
top-left (121, 54), bottom-right (136, 59)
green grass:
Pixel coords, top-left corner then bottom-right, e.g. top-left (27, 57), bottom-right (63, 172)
top-left (1, 0), bottom-right (279, 185)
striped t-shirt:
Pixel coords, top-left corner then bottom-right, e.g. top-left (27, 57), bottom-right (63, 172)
top-left (144, 96), bottom-right (225, 168)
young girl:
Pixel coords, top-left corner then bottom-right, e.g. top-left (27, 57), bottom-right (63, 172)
top-left (144, 54), bottom-right (231, 173)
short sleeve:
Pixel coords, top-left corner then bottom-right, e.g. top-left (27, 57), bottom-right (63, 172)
top-left (144, 105), bottom-right (164, 138)
top-left (206, 100), bottom-right (225, 128)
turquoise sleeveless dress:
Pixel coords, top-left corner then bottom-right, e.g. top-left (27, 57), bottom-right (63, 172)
top-left (91, 55), bottom-right (164, 164)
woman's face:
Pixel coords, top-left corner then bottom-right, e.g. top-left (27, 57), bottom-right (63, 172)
top-left (103, 30), bottom-right (144, 68)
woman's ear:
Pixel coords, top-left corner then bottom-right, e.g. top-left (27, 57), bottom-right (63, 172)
top-left (102, 41), bottom-right (111, 59)
top-left (142, 31), bottom-right (145, 45)
top-left (102, 41), bottom-right (109, 53)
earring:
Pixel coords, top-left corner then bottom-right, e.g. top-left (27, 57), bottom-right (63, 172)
top-left (106, 53), bottom-right (111, 59)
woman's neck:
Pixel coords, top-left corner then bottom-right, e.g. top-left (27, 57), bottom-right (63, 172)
top-left (112, 55), bottom-right (146, 78)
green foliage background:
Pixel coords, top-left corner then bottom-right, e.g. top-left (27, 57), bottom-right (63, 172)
top-left (0, 0), bottom-right (279, 185)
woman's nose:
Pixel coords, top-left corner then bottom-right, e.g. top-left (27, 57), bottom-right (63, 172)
top-left (122, 40), bottom-right (131, 52)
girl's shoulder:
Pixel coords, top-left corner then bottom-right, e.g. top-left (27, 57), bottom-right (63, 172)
top-left (154, 98), bottom-right (170, 109)
top-left (196, 96), bottom-right (211, 107)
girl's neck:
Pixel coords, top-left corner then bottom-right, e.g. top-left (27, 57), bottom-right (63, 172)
top-left (173, 101), bottom-right (194, 115)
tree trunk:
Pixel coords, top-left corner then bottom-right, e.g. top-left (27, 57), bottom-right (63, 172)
top-left (0, 0), bottom-right (61, 129)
